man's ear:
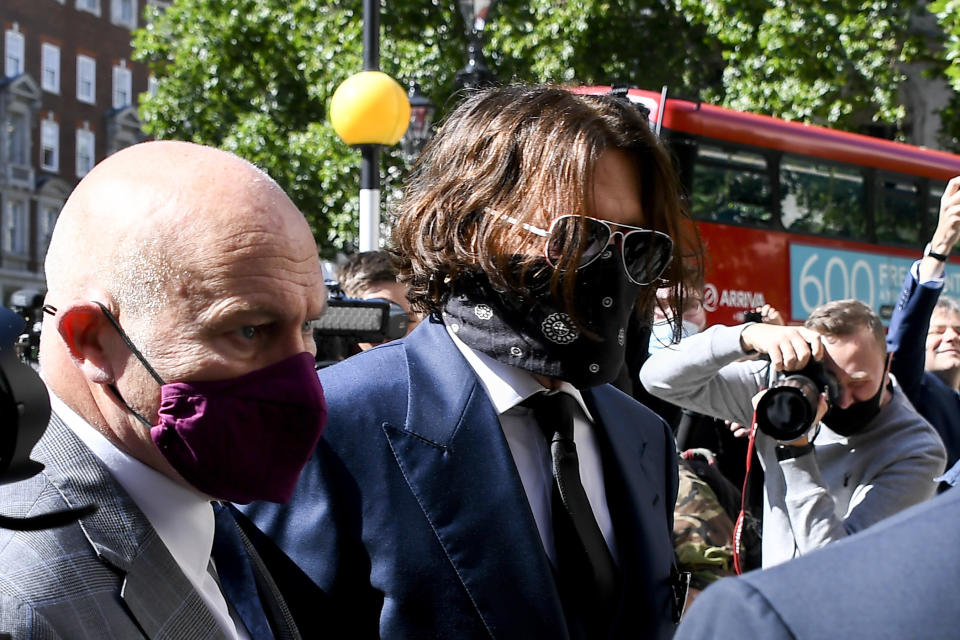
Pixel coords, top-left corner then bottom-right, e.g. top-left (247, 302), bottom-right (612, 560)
top-left (56, 301), bottom-right (116, 384)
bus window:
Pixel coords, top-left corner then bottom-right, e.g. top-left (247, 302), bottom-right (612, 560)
top-left (929, 180), bottom-right (948, 241)
top-left (874, 174), bottom-right (926, 246)
top-left (691, 144), bottom-right (774, 227)
top-left (780, 155), bottom-right (866, 239)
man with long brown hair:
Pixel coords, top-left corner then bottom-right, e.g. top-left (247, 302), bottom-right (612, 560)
top-left (245, 85), bottom-right (699, 638)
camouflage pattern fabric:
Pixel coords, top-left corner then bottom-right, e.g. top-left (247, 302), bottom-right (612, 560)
top-left (673, 457), bottom-right (737, 590)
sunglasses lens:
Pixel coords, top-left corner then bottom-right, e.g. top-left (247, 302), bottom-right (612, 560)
top-left (622, 231), bottom-right (673, 284)
top-left (546, 216), bottom-right (611, 267)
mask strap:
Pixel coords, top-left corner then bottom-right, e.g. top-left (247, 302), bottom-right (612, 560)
top-left (105, 383), bottom-right (154, 428)
top-left (92, 301), bottom-right (166, 386)
top-left (92, 301), bottom-right (165, 428)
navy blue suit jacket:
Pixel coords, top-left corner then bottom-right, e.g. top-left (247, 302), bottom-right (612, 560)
top-left (886, 270), bottom-right (960, 468)
top-left (244, 320), bottom-right (680, 639)
top-left (674, 484), bottom-right (960, 640)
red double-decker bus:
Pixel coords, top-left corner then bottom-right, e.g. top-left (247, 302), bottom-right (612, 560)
top-left (576, 86), bottom-right (960, 326)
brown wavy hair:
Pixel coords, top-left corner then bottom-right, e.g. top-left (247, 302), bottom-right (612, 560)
top-left (391, 84), bottom-right (702, 327)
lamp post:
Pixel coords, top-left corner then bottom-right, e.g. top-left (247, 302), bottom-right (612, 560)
top-left (401, 82), bottom-right (436, 164)
top-left (329, 0), bottom-right (410, 251)
top-left (454, 0), bottom-right (498, 89)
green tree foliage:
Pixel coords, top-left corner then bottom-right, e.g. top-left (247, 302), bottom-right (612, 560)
top-left (134, 0), bottom-right (923, 253)
top-left (930, 0), bottom-right (960, 149)
top-left (673, 0), bottom-right (918, 129)
top-left (133, 0), bottom-right (720, 253)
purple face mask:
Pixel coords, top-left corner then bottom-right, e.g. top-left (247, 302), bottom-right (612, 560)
top-left (95, 302), bottom-right (327, 504)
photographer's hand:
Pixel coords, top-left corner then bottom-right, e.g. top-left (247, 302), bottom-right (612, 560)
top-left (740, 323), bottom-right (825, 372)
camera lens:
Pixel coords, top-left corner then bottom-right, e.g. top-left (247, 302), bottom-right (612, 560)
top-left (756, 384), bottom-right (818, 442)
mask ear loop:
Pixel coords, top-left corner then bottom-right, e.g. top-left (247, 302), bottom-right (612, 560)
top-left (91, 301), bottom-right (166, 428)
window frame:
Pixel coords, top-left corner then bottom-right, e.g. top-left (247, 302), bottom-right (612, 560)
top-left (4, 28), bottom-right (25, 78)
top-left (41, 43), bottom-right (61, 93)
top-left (76, 0), bottom-right (102, 17)
top-left (76, 127), bottom-right (96, 177)
top-left (111, 0), bottom-right (138, 29)
top-left (76, 54), bottom-right (97, 104)
top-left (41, 118), bottom-right (60, 172)
top-left (112, 61), bottom-right (133, 108)
top-left (3, 197), bottom-right (29, 256)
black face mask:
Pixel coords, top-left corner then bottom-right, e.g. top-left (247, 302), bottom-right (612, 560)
top-left (442, 246), bottom-right (642, 388)
top-left (821, 360), bottom-right (890, 437)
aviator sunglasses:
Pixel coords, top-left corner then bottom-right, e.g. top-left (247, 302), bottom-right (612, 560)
top-left (505, 214), bottom-right (674, 285)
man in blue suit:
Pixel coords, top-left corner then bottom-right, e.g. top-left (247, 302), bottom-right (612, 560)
top-left (886, 176), bottom-right (960, 475)
top-left (244, 85), bottom-right (700, 638)
top-left (674, 482), bottom-right (960, 639)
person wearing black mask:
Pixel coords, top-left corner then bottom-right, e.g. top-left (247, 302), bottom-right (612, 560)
top-left (243, 84), bottom-right (700, 638)
top-left (640, 298), bottom-right (946, 567)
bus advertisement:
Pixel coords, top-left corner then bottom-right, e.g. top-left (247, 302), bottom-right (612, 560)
top-left (576, 86), bottom-right (960, 326)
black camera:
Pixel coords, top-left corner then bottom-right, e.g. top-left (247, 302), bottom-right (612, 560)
top-left (0, 305), bottom-right (97, 530)
top-left (314, 281), bottom-right (409, 344)
top-left (755, 359), bottom-right (839, 442)
top-left (311, 282), bottom-right (410, 368)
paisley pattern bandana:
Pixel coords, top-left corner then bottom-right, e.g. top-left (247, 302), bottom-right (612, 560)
top-left (443, 247), bottom-right (642, 388)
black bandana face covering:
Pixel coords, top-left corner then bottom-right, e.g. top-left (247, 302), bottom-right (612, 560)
top-left (443, 245), bottom-right (642, 388)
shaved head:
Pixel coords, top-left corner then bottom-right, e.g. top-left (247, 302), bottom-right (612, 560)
top-left (45, 141), bottom-right (290, 319)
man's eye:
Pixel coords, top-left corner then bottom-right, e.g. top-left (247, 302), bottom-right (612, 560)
top-left (239, 326), bottom-right (259, 340)
top-left (301, 320), bottom-right (315, 334)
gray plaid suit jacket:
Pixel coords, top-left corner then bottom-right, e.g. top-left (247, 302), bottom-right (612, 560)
top-left (0, 412), bottom-right (300, 639)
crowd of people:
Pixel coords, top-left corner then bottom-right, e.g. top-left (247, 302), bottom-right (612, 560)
top-left (1, 83), bottom-right (959, 639)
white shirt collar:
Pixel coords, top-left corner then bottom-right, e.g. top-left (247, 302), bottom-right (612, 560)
top-left (446, 325), bottom-right (594, 420)
top-left (48, 392), bottom-right (215, 586)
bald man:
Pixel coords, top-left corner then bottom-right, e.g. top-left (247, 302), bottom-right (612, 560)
top-left (0, 141), bottom-right (329, 639)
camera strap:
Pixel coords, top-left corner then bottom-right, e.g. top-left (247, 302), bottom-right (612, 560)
top-left (732, 412), bottom-right (759, 575)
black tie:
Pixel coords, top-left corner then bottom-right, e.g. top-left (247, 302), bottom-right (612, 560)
top-left (524, 392), bottom-right (619, 635)
top-left (211, 502), bottom-right (275, 639)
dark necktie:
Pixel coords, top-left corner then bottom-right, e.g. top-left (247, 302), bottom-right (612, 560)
top-left (211, 502), bottom-right (275, 640)
top-left (524, 392), bottom-right (619, 635)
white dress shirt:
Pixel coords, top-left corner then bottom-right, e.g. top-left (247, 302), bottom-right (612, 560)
top-left (447, 326), bottom-right (619, 566)
top-left (49, 392), bottom-right (250, 640)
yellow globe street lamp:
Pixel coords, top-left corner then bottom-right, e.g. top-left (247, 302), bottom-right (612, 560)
top-left (330, 71), bottom-right (410, 147)
top-left (329, 0), bottom-right (410, 252)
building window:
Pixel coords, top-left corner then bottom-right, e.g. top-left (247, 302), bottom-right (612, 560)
top-left (76, 126), bottom-right (95, 177)
top-left (111, 0), bottom-right (137, 28)
top-left (4, 27), bottom-right (25, 77)
top-left (112, 60), bottom-right (132, 108)
top-left (76, 0), bottom-right (101, 16)
top-left (41, 118), bottom-right (59, 171)
top-left (3, 199), bottom-right (28, 256)
top-left (4, 109), bottom-right (29, 166)
top-left (41, 43), bottom-right (60, 93)
top-left (77, 54), bottom-right (96, 104)
top-left (38, 205), bottom-right (59, 258)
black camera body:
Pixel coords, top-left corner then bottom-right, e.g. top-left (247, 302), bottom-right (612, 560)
top-left (311, 281), bottom-right (410, 368)
top-left (755, 359), bottom-right (839, 442)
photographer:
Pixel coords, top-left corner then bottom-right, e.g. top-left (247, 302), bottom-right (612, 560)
top-left (640, 299), bottom-right (946, 567)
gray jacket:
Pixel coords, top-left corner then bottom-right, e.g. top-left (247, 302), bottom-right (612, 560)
top-left (640, 324), bottom-right (946, 567)
top-left (0, 413), bottom-right (300, 639)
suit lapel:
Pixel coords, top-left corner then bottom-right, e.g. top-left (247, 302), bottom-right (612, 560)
top-left (384, 322), bottom-right (568, 637)
top-left (38, 413), bottom-right (225, 640)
